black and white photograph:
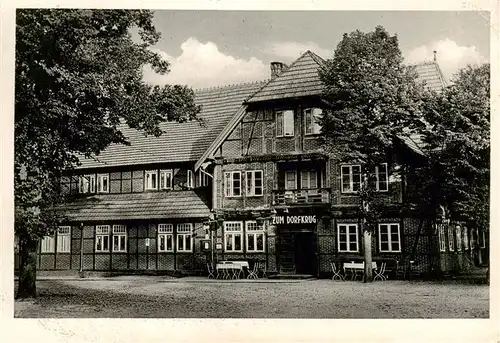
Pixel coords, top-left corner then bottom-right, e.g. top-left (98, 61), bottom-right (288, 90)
top-left (1, 2), bottom-right (496, 342)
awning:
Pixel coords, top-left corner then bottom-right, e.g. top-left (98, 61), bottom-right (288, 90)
top-left (58, 190), bottom-right (211, 222)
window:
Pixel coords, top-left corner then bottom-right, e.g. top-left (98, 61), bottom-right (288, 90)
top-left (455, 226), bottom-right (462, 251)
top-left (246, 221), bottom-right (265, 252)
top-left (97, 174), bottom-right (109, 193)
top-left (224, 171), bottom-right (241, 197)
top-left (187, 170), bottom-right (194, 189)
top-left (41, 236), bottom-right (55, 253)
top-left (112, 225), bottom-right (127, 252)
top-left (145, 170), bottom-right (158, 190)
top-left (95, 225), bottom-right (110, 252)
top-left (301, 170), bottom-right (318, 189)
top-left (159, 170), bottom-right (173, 190)
top-left (341, 165), bottom-right (361, 193)
top-left (246, 170), bottom-right (263, 196)
top-left (78, 174), bottom-right (95, 193)
top-left (337, 224), bottom-right (359, 252)
top-left (463, 227), bottom-right (469, 250)
top-left (224, 221), bottom-right (243, 252)
top-left (378, 223), bottom-right (401, 252)
top-left (285, 171), bottom-right (297, 190)
top-left (447, 226), bottom-right (455, 252)
top-left (198, 170), bottom-right (210, 187)
top-left (57, 226), bottom-right (71, 253)
top-left (276, 110), bottom-right (294, 137)
top-left (177, 223), bottom-right (193, 252)
top-left (438, 224), bottom-right (446, 252)
top-left (158, 224), bottom-right (174, 252)
top-left (375, 163), bottom-right (389, 192)
top-left (480, 231), bottom-right (486, 248)
top-left (304, 108), bottom-right (322, 135)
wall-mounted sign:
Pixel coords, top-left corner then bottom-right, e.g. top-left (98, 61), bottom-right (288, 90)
top-left (272, 215), bottom-right (317, 225)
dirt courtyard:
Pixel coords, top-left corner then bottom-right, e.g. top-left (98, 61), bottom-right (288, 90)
top-left (14, 277), bottom-right (489, 318)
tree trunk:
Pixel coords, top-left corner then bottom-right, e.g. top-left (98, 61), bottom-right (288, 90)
top-left (16, 238), bottom-right (38, 299)
top-left (362, 224), bottom-right (373, 283)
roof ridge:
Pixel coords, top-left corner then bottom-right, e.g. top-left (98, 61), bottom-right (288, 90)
top-left (194, 79), bottom-right (268, 93)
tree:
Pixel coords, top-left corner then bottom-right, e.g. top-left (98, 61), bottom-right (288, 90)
top-left (319, 26), bottom-right (424, 282)
top-left (420, 64), bottom-right (490, 260)
top-left (15, 9), bottom-right (201, 298)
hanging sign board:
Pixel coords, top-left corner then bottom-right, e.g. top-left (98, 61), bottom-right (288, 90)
top-left (271, 215), bottom-right (317, 225)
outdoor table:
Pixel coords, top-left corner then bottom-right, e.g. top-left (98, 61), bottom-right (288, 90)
top-left (216, 261), bottom-right (249, 279)
top-left (343, 261), bottom-right (377, 281)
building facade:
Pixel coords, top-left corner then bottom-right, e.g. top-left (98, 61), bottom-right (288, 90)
top-left (14, 51), bottom-right (487, 277)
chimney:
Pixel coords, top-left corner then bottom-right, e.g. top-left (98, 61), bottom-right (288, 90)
top-left (270, 62), bottom-right (287, 79)
top-left (433, 50), bottom-right (437, 62)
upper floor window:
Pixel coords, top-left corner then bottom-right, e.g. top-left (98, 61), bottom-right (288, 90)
top-left (246, 170), bottom-right (263, 196)
top-left (198, 169), bottom-right (210, 187)
top-left (375, 163), bottom-right (389, 192)
top-left (187, 170), bottom-right (194, 189)
top-left (159, 170), bottom-right (173, 190)
top-left (57, 226), bottom-right (71, 253)
top-left (145, 170), bottom-right (158, 190)
top-left (341, 165), bottom-right (361, 193)
top-left (276, 110), bottom-right (294, 137)
top-left (224, 171), bottom-right (241, 197)
top-left (285, 171), bottom-right (297, 190)
top-left (301, 170), bottom-right (318, 189)
top-left (304, 108), bottom-right (322, 135)
top-left (337, 224), bottom-right (359, 252)
top-left (378, 223), bottom-right (401, 252)
top-left (97, 174), bottom-right (109, 193)
top-left (78, 174), bottom-right (95, 194)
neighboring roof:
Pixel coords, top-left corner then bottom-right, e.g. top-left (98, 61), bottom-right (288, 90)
top-left (58, 191), bottom-right (211, 221)
top-left (77, 81), bottom-right (266, 169)
top-left (412, 61), bottom-right (447, 92)
top-left (245, 50), bottom-right (326, 103)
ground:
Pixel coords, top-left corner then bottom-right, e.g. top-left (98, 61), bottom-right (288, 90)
top-left (14, 276), bottom-right (489, 318)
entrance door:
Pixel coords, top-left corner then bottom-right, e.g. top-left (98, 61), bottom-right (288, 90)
top-left (294, 232), bottom-right (316, 275)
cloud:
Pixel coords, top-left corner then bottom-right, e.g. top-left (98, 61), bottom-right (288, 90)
top-left (265, 41), bottom-right (332, 61)
top-left (405, 38), bottom-right (488, 81)
top-left (143, 38), bottom-right (269, 89)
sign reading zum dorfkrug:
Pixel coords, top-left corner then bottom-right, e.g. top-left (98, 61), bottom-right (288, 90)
top-left (272, 215), bottom-right (317, 225)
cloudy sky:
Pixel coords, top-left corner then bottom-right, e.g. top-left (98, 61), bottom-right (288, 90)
top-left (142, 11), bottom-right (490, 89)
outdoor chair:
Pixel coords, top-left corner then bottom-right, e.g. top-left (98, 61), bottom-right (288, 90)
top-left (258, 262), bottom-right (268, 278)
top-left (374, 262), bottom-right (387, 281)
top-left (330, 262), bottom-right (344, 281)
top-left (247, 262), bottom-right (259, 279)
top-left (207, 263), bottom-right (215, 279)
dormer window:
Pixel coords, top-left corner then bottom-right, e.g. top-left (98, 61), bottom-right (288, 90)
top-left (145, 170), bottom-right (158, 190)
top-left (187, 170), bottom-right (194, 189)
top-left (97, 174), bottom-right (109, 193)
top-left (159, 170), bottom-right (173, 190)
top-left (276, 110), bottom-right (294, 137)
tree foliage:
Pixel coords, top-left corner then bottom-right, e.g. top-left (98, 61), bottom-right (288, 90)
top-left (319, 26), bottom-right (424, 225)
top-left (15, 9), bottom-right (201, 297)
top-left (419, 64), bottom-right (490, 230)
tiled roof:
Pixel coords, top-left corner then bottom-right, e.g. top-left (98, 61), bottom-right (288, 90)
top-left (412, 62), bottom-right (447, 92)
top-left (76, 81), bottom-right (266, 169)
top-left (245, 51), bottom-right (326, 103)
top-left (58, 191), bottom-right (211, 221)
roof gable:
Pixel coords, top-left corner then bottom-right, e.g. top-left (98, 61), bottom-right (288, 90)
top-left (245, 50), bottom-right (326, 103)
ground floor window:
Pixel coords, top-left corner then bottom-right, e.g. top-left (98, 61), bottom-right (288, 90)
top-left (337, 224), bottom-right (359, 252)
top-left (455, 225), bottom-right (462, 251)
top-left (438, 224), bottom-right (446, 252)
top-left (96, 225), bottom-right (110, 252)
top-left (447, 226), bottom-right (455, 251)
top-left (224, 221), bottom-right (243, 252)
top-left (246, 221), bottom-right (265, 252)
top-left (158, 224), bottom-right (174, 252)
top-left (378, 223), bottom-right (401, 252)
top-left (463, 227), bottom-right (469, 250)
top-left (177, 223), bottom-right (193, 252)
top-left (112, 225), bottom-right (127, 252)
top-left (57, 226), bottom-right (71, 253)
top-left (41, 236), bottom-right (55, 253)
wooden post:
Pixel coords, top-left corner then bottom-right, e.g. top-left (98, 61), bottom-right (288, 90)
top-left (79, 223), bottom-right (84, 276)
